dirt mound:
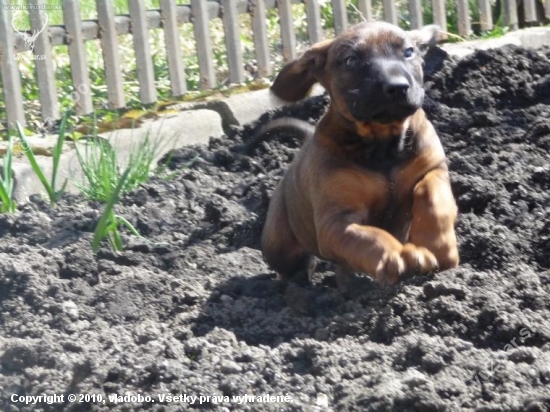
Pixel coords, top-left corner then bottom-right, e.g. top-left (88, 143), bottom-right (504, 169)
top-left (1, 45), bottom-right (549, 411)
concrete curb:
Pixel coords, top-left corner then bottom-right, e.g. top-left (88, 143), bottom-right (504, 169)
top-left (3, 27), bottom-right (550, 202)
top-left (6, 109), bottom-right (224, 200)
top-left (441, 27), bottom-right (550, 57)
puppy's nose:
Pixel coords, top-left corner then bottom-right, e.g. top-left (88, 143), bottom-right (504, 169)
top-left (383, 77), bottom-right (410, 98)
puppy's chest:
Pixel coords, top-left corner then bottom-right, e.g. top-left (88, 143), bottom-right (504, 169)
top-left (344, 132), bottom-right (416, 174)
top-left (344, 134), bottom-right (419, 232)
top-left (365, 172), bottom-right (415, 241)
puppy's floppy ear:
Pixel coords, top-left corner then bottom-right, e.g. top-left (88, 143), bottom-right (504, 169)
top-left (408, 24), bottom-right (441, 55)
top-left (270, 39), bottom-right (333, 102)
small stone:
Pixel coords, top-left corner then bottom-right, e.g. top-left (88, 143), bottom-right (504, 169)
top-left (220, 294), bottom-right (234, 303)
top-left (314, 328), bottom-right (329, 341)
top-left (220, 360), bottom-right (242, 374)
top-left (62, 300), bottom-right (79, 320)
top-left (422, 353), bottom-right (445, 374)
top-left (316, 393), bottom-right (329, 408)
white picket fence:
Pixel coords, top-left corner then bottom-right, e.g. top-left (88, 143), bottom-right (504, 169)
top-left (0, 0), bottom-right (548, 128)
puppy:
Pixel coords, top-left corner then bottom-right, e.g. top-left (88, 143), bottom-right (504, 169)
top-left (261, 21), bottom-right (459, 287)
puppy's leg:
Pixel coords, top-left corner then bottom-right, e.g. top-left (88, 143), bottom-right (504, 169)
top-left (334, 264), bottom-right (354, 294)
top-left (262, 184), bottom-right (315, 283)
top-left (409, 167), bottom-right (459, 269)
top-left (318, 220), bottom-right (438, 285)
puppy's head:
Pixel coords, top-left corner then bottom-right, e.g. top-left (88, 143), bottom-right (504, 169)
top-left (271, 22), bottom-right (439, 126)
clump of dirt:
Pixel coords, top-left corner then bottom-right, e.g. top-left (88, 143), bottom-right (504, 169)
top-left (0, 45), bottom-right (549, 411)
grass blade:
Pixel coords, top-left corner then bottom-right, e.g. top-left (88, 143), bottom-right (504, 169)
top-left (15, 122), bottom-right (55, 204)
top-left (92, 167), bottom-right (131, 252)
top-left (116, 215), bottom-right (147, 240)
top-left (0, 183), bottom-right (11, 213)
top-left (0, 135), bottom-right (16, 213)
top-left (51, 112), bottom-right (69, 193)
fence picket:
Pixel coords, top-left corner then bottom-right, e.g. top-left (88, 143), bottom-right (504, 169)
top-left (331, 0), bottom-right (348, 34)
top-left (357, 0), bottom-right (373, 21)
top-left (305, 0), bottom-right (323, 43)
top-left (192, 0), bottom-right (216, 89)
top-left (478, 0), bottom-right (493, 31)
top-left (382, 0), bottom-right (398, 25)
top-left (129, 0), bottom-right (157, 105)
top-left (523, 0), bottom-right (538, 22)
top-left (29, 0), bottom-right (59, 121)
top-left (432, 0), bottom-right (447, 38)
top-left (456, 0), bottom-right (471, 35)
top-left (161, 0), bottom-right (186, 97)
top-left (1, 0), bottom-right (544, 130)
top-left (503, 0), bottom-right (519, 30)
top-left (221, 0), bottom-right (245, 84)
top-left (278, 0), bottom-right (296, 62)
top-left (63, 0), bottom-right (93, 115)
top-left (409, 0), bottom-right (423, 29)
top-left (546, 0), bottom-right (550, 18)
top-left (0, 3), bottom-right (26, 127)
top-left (97, 0), bottom-right (125, 109)
top-left (251, 0), bottom-right (271, 77)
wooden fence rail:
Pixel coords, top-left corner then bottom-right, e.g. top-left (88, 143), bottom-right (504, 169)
top-left (1, 0), bottom-right (549, 128)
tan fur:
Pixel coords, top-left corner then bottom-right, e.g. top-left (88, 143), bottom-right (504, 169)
top-left (261, 22), bottom-right (458, 286)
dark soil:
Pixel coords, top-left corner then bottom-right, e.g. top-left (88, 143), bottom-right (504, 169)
top-left (1, 45), bottom-right (549, 411)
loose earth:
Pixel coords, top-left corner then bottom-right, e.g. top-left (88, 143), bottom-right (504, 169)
top-left (0, 45), bottom-right (549, 411)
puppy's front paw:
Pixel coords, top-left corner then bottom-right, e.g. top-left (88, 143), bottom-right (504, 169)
top-left (401, 243), bottom-right (438, 274)
top-left (435, 240), bottom-right (459, 270)
top-left (375, 244), bottom-right (438, 285)
top-left (375, 250), bottom-right (405, 285)
top-left (410, 228), bottom-right (459, 271)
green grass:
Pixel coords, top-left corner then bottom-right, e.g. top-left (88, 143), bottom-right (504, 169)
top-left (14, 113), bottom-right (69, 206)
top-left (1, 113), bottom-right (145, 253)
top-left (0, 135), bottom-right (17, 213)
top-left (75, 122), bottom-right (164, 203)
top-left (481, 25), bottom-right (510, 39)
top-left (92, 167), bottom-right (144, 253)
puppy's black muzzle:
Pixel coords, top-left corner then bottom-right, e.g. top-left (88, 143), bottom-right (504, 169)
top-left (346, 59), bottom-right (424, 124)
top-left (383, 75), bottom-right (410, 99)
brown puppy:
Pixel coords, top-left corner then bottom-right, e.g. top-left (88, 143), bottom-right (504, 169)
top-left (261, 21), bottom-right (459, 287)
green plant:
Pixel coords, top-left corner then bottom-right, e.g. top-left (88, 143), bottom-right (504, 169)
top-left (75, 124), bottom-right (161, 202)
top-left (91, 167), bottom-right (144, 252)
top-left (0, 135), bottom-right (17, 213)
top-left (481, 25), bottom-right (509, 39)
top-left (14, 113), bottom-right (69, 206)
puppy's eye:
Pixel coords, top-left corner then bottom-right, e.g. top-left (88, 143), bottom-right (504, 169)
top-left (345, 56), bottom-right (359, 68)
top-left (404, 47), bottom-right (414, 58)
